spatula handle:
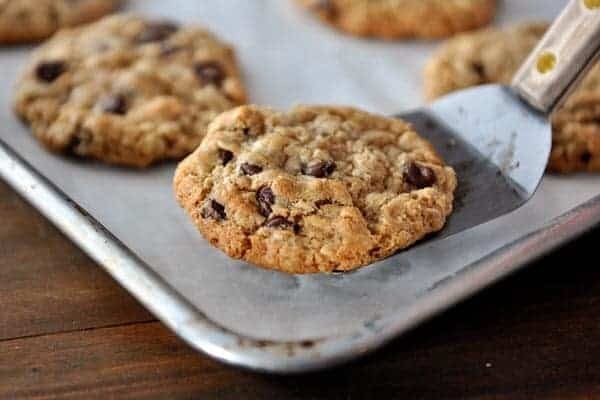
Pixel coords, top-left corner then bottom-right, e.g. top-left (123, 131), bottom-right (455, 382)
top-left (512, 0), bottom-right (600, 114)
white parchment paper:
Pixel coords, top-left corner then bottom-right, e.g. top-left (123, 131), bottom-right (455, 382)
top-left (0, 0), bottom-right (598, 341)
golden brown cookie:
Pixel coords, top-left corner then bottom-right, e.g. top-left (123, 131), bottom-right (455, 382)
top-left (296, 0), bottom-right (497, 39)
top-left (0, 0), bottom-right (122, 44)
top-left (424, 23), bottom-right (600, 173)
top-left (174, 105), bottom-right (457, 274)
top-left (14, 14), bottom-right (247, 167)
top-left (551, 87), bottom-right (600, 173)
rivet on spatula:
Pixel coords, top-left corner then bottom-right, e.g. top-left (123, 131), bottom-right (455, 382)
top-left (536, 52), bottom-right (557, 74)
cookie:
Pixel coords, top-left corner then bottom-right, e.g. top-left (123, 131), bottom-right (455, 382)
top-left (296, 0), bottom-right (497, 39)
top-left (424, 23), bottom-right (600, 173)
top-left (0, 0), bottom-right (122, 44)
top-left (14, 14), bottom-right (247, 167)
top-left (174, 105), bottom-right (457, 274)
top-left (551, 83), bottom-right (600, 173)
top-left (423, 23), bottom-right (549, 100)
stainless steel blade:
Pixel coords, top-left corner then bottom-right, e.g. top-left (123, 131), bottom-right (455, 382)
top-left (398, 85), bottom-right (552, 239)
top-left (398, 0), bottom-right (600, 242)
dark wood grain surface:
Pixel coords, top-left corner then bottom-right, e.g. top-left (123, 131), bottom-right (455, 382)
top-left (1, 178), bottom-right (599, 399)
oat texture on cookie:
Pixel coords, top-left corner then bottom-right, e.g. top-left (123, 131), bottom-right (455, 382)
top-left (424, 23), bottom-right (600, 173)
top-left (174, 105), bottom-right (457, 274)
top-left (296, 0), bottom-right (497, 39)
top-left (0, 0), bottom-right (122, 43)
top-left (14, 14), bottom-right (247, 167)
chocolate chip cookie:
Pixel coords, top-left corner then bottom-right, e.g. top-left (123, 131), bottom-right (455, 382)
top-left (174, 105), bottom-right (457, 274)
top-left (296, 0), bottom-right (497, 39)
top-left (551, 77), bottom-right (600, 173)
top-left (0, 0), bottom-right (121, 44)
top-left (424, 23), bottom-right (600, 173)
top-left (14, 14), bottom-right (247, 167)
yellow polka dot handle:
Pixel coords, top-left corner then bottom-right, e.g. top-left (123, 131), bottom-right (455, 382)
top-left (512, 0), bottom-right (600, 114)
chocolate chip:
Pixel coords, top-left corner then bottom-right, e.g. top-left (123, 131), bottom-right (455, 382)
top-left (201, 199), bottom-right (226, 221)
top-left (99, 94), bottom-right (128, 115)
top-left (240, 162), bottom-right (263, 176)
top-left (35, 61), bottom-right (66, 83)
top-left (240, 123), bottom-right (264, 137)
top-left (265, 216), bottom-right (300, 233)
top-left (256, 186), bottom-right (275, 217)
top-left (194, 61), bottom-right (225, 87)
top-left (15, 9), bottom-right (30, 22)
top-left (65, 134), bottom-right (82, 156)
top-left (404, 162), bottom-right (437, 189)
top-left (313, 0), bottom-right (338, 18)
top-left (369, 247), bottom-right (382, 256)
top-left (136, 21), bottom-right (179, 43)
top-left (48, 7), bottom-right (59, 25)
top-left (302, 160), bottom-right (336, 178)
top-left (159, 43), bottom-right (181, 57)
top-left (315, 199), bottom-right (332, 208)
top-left (218, 149), bottom-right (234, 166)
top-left (472, 62), bottom-right (486, 78)
top-left (581, 151), bottom-right (592, 164)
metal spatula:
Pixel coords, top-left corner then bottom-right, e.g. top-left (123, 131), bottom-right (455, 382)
top-left (402, 0), bottom-right (600, 240)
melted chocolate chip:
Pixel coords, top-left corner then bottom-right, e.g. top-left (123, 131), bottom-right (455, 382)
top-left (256, 186), bottom-right (275, 217)
top-left (201, 199), bottom-right (226, 221)
top-left (240, 163), bottom-right (263, 176)
top-left (136, 21), bottom-right (179, 43)
top-left (265, 216), bottom-right (300, 233)
top-left (99, 94), bottom-right (128, 115)
top-left (194, 61), bottom-right (225, 87)
top-left (404, 162), bottom-right (437, 189)
top-left (302, 160), bottom-right (336, 178)
top-left (218, 149), bottom-right (234, 166)
top-left (35, 61), bottom-right (66, 83)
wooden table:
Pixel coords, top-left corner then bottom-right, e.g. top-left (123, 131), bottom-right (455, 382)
top-left (1, 179), bottom-right (599, 399)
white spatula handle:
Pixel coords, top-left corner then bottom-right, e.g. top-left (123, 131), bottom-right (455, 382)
top-left (512, 0), bottom-right (600, 114)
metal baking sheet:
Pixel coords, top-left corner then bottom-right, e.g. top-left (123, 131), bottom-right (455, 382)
top-left (1, 0), bottom-right (599, 373)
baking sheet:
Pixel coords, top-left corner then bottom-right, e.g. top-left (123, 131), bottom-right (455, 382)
top-left (0, 0), bottom-right (598, 343)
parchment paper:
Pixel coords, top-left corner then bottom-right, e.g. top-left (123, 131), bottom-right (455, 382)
top-left (0, 0), bottom-right (598, 341)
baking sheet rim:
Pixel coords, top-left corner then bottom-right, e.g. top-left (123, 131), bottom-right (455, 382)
top-left (1, 137), bottom-right (599, 374)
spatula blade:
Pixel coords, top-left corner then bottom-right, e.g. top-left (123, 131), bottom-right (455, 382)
top-left (398, 84), bottom-right (552, 239)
